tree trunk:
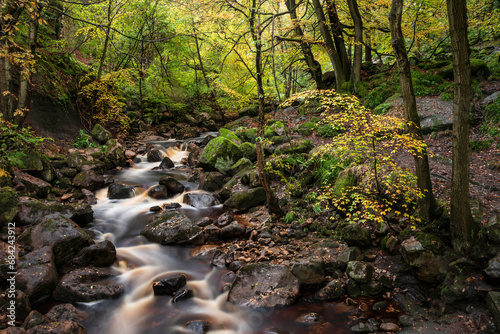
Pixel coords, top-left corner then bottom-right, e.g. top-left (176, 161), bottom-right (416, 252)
top-left (365, 30), bottom-right (372, 63)
top-left (97, 0), bottom-right (113, 80)
top-left (326, 0), bottom-right (351, 83)
top-left (252, 0), bottom-right (284, 217)
top-left (347, 0), bottom-right (363, 90)
top-left (285, 0), bottom-right (325, 89)
top-left (389, 0), bottom-right (438, 222)
top-left (311, 0), bottom-right (346, 90)
top-left (447, 0), bottom-right (475, 253)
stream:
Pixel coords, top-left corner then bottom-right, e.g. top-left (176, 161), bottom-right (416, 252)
top-left (76, 135), bottom-right (351, 334)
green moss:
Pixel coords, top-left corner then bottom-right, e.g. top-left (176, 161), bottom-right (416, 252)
top-left (415, 232), bottom-right (445, 254)
top-left (219, 128), bottom-right (241, 145)
top-left (332, 170), bottom-right (357, 197)
top-left (469, 140), bottom-right (492, 151)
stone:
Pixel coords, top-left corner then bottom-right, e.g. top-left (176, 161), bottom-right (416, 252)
top-left (140, 211), bottom-right (202, 245)
top-left (16, 247), bottom-right (58, 305)
top-left (379, 322), bottom-right (400, 332)
top-left (486, 215), bottom-right (500, 244)
top-left (65, 240), bottom-right (116, 270)
top-left (220, 221), bottom-right (245, 239)
top-left (183, 193), bottom-right (218, 208)
top-left (172, 289), bottom-right (194, 303)
top-left (487, 291), bottom-right (500, 330)
top-left (341, 224), bottom-right (370, 248)
top-left (184, 320), bottom-right (210, 334)
top-left (152, 274), bottom-right (187, 296)
top-left (72, 170), bottom-right (106, 191)
top-left (198, 137), bottom-right (243, 175)
top-left (91, 124), bottom-right (112, 143)
top-left (159, 176), bottom-right (185, 194)
top-left (216, 212), bottom-right (234, 227)
top-left (228, 263), bottom-right (299, 308)
top-left (290, 259), bottom-right (325, 286)
top-left (198, 171), bottom-right (226, 192)
top-left (147, 148), bottom-right (167, 162)
top-left (0, 186), bottom-right (18, 228)
top-left (295, 312), bottom-right (322, 324)
top-left (53, 267), bottom-right (124, 302)
top-left (350, 322), bottom-right (378, 333)
top-left (360, 281), bottom-right (383, 297)
top-left (13, 170), bottom-right (51, 198)
top-left (159, 156), bottom-right (175, 169)
top-left (240, 142), bottom-right (257, 162)
top-left (31, 215), bottom-right (93, 270)
top-left (346, 261), bottom-right (374, 284)
top-left (484, 255), bottom-right (500, 282)
top-left (23, 310), bottom-right (50, 330)
top-left (219, 128), bottom-right (242, 145)
top-left (148, 185), bottom-right (169, 199)
top-left (315, 279), bottom-right (345, 300)
top-left (15, 197), bottom-right (94, 226)
top-left (275, 139), bottom-right (313, 155)
top-left (45, 303), bottom-right (89, 323)
top-left (223, 187), bottom-right (266, 213)
top-left (104, 139), bottom-right (126, 167)
top-left (67, 152), bottom-right (105, 172)
top-left (25, 320), bottom-right (87, 334)
top-left (229, 158), bottom-right (253, 176)
top-left (400, 236), bottom-right (447, 284)
top-left (107, 183), bottom-right (138, 199)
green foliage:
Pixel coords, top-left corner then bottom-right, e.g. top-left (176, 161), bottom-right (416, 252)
top-left (315, 121), bottom-right (344, 138)
top-left (73, 129), bottom-right (97, 149)
top-left (469, 140), bottom-right (492, 151)
top-left (284, 211), bottom-right (296, 224)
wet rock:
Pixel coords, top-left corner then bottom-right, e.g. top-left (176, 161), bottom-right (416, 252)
top-left (187, 144), bottom-right (201, 167)
top-left (148, 185), bottom-right (169, 199)
top-left (31, 214), bottom-right (93, 270)
top-left (103, 139), bottom-right (126, 167)
top-left (335, 247), bottom-right (362, 271)
top-left (220, 221), bottom-right (245, 239)
top-left (45, 303), bottom-right (89, 322)
top-left (15, 197), bottom-right (94, 226)
top-left (13, 171), bottom-right (51, 198)
top-left (198, 137), bottom-right (243, 175)
top-left (223, 187), bottom-right (266, 213)
top-left (486, 215), bottom-right (500, 245)
top-left (295, 312), bottom-right (322, 324)
top-left (147, 148), bottom-right (167, 162)
top-left (372, 301), bottom-right (388, 311)
top-left (0, 186), bottom-right (18, 227)
top-left (152, 274), bottom-right (187, 296)
top-left (350, 322), bottom-right (378, 333)
top-left (290, 259), bottom-right (325, 286)
top-left (315, 279), bottom-right (345, 300)
top-left (91, 124), bottom-right (111, 144)
top-left (163, 202), bottom-right (182, 210)
top-left (484, 254), bottom-right (500, 283)
top-left (205, 225), bottom-right (221, 242)
top-left (199, 172), bottom-right (225, 191)
top-left (107, 183), bottom-right (138, 199)
top-left (53, 267), bottom-right (124, 302)
top-left (379, 322), bottom-right (400, 332)
top-left (184, 320), bottom-right (210, 334)
top-left (172, 289), bottom-right (194, 303)
top-left (346, 261), bottom-right (373, 284)
top-left (140, 211), bottom-right (202, 245)
top-left (183, 193), bottom-right (218, 208)
top-left (72, 170), bottom-right (106, 191)
top-left (342, 224), bottom-right (370, 248)
top-left (150, 205), bottom-right (162, 212)
top-left (360, 281), bottom-right (383, 297)
top-left (346, 278), bottom-right (361, 298)
top-left (159, 176), bottom-right (185, 194)
top-left (25, 320), bottom-right (87, 334)
top-left (216, 212), bottom-right (234, 227)
top-left (195, 217), bottom-right (213, 227)
top-left (22, 310), bottom-right (50, 330)
top-left (400, 236), bottom-right (447, 283)
top-left (159, 156), bottom-right (175, 169)
top-left (228, 263), bottom-right (300, 308)
top-left (17, 247), bottom-right (58, 305)
top-left (65, 240), bottom-right (116, 270)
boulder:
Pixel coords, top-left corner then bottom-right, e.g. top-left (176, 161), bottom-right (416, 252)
top-left (484, 255), bottom-right (500, 283)
top-left (183, 193), bottom-right (218, 208)
top-left (198, 171), bottom-right (226, 192)
top-left (239, 142), bottom-right (257, 162)
top-left (147, 148), bottom-right (167, 162)
top-left (275, 139), bottom-right (313, 155)
top-left (228, 158), bottom-right (253, 176)
top-left (107, 183), bottom-right (138, 199)
top-left (159, 176), bottom-right (185, 194)
top-left (53, 267), bottom-right (124, 302)
top-left (346, 261), bottom-right (373, 284)
top-left (148, 185), bottom-right (169, 199)
top-left (219, 128), bottom-right (242, 145)
top-left (152, 274), bottom-right (187, 296)
top-left (65, 240), bottom-right (116, 270)
top-left (23, 310), bottom-right (50, 330)
top-left (67, 152), bottom-right (105, 172)
top-left (336, 247), bottom-right (362, 271)
top-left (486, 215), bottom-right (500, 244)
top-left (0, 187), bottom-right (18, 227)
top-left (290, 259), bottom-right (325, 286)
top-left (31, 215), bottom-right (94, 269)
top-left (342, 224), bottom-right (370, 248)
top-left (220, 221), bottom-right (245, 239)
top-left (15, 197), bottom-right (94, 226)
top-left (45, 303), bottom-right (89, 323)
top-left (140, 211), bottom-right (203, 245)
top-left (26, 320), bottom-right (87, 334)
top-left (400, 236), bottom-right (447, 283)
top-left (16, 247), bottom-right (58, 305)
top-left (223, 187), bottom-right (266, 212)
top-left (91, 124), bottom-right (112, 143)
top-left (13, 171), bottom-right (51, 198)
top-left (315, 279), bottom-right (345, 300)
top-left (104, 139), bottom-right (126, 167)
top-left (198, 137), bottom-right (242, 175)
top-left (72, 170), bottom-right (106, 191)
top-left (228, 263), bottom-right (300, 308)
top-left (159, 156), bottom-right (175, 169)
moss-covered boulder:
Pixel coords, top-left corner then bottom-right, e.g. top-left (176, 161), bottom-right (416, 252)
top-left (239, 104), bottom-right (259, 117)
top-left (72, 169), bottom-right (106, 191)
top-left (16, 197), bottom-right (94, 226)
top-left (223, 187), bottom-right (266, 212)
top-left (31, 214), bottom-right (94, 269)
top-left (236, 128), bottom-right (258, 143)
top-left (219, 128), bottom-right (241, 145)
top-left (400, 235), bottom-right (447, 283)
top-left (198, 137), bottom-right (242, 175)
top-left (91, 124), bottom-right (112, 144)
top-left (439, 59), bottom-right (490, 81)
top-left (104, 138), bottom-right (126, 167)
top-left (332, 169), bottom-right (357, 197)
top-left (276, 139), bottom-right (313, 155)
top-left (229, 157), bottom-right (253, 176)
top-left (239, 142), bottom-right (257, 162)
top-left (198, 171), bottom-right (226, 192)
top-left (67, 152), bottom-right (105, 172)
top-left (0, 187), bottom-right (19, 227)
top-left (342, 224), bottom-right (371, 248)
top-left (13, 170), bottom-right (51, 198)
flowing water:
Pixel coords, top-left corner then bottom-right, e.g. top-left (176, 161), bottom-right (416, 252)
top-left (77, 135), bottom-right (351, 334)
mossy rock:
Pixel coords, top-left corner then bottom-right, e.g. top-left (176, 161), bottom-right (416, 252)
top-left (219, 128), bottom-right (242, 145)
top-left (415, 232), bottom-right (445, 254)
top-left (276, 139), bottom-right (313, 155)
top-left (223, 187), bottom-right (266, 212)
top-left (240, 142), bottom-right (257, 162)
top-left (198, 137), bottom-right (242, 175)
top-left (239, 105), bottom-right (259, 117)
top-left (332, 169), bottom-right (357, 197)
top-left (236, 127), bottom-right (258, 143)
top-left (0, 187), bottom-right (19, 227)
top-left (91, 124), bottom-right (112, 144)
top-left (229, 158), bottom-right (253, 176)
top-left (470, 58), bottom-right (491, 81)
